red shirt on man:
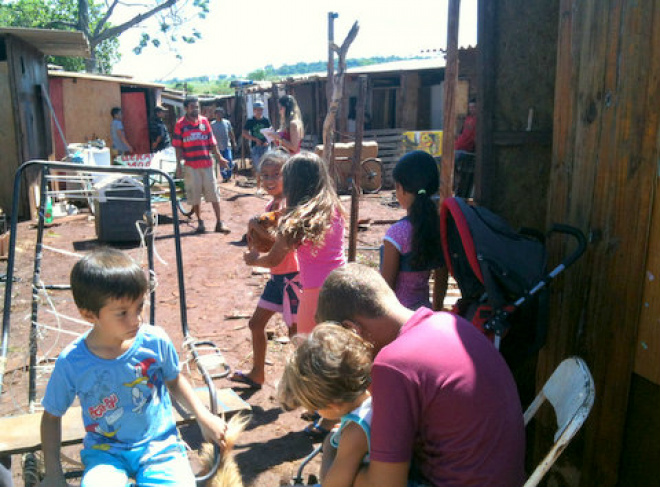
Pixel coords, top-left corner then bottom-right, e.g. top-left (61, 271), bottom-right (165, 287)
top-left (172, 115), bottom-right (216, 169)
top-left (455, 114), bottom-right (476, 152)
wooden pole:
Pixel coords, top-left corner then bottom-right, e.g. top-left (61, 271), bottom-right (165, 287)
top-left (441, 0), bottom-right (460, 200)
top-left (322, 21), bottom-right (359, 164)
top-left (240, 91), bottom-right (246, 171)
top-left (327, 12), bottom-right (338, 102)
top-left (348, 75), bottom-right (367, 262)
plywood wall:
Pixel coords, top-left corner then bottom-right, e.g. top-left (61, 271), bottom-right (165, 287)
top-left (477, 0), bottom-right (558, 228)
top-left (541, 1), bottom-right (660, 486)
top-left (0, 61), bottom-right (17, 215)
top-left (60, 77), bottom-right (121, 148)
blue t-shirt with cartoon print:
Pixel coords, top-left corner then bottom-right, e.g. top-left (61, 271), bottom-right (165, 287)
top-left (42, 325), bottom-right (181, 454)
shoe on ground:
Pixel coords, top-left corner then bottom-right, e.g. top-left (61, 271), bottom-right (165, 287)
top-left (215, 221), bottom-right (231, 234)
top-left (255, 188), bottom-right (264, 195)
top-left (195, 221), bottom-right (206, 234)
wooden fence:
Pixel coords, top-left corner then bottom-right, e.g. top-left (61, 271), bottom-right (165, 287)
top-left (303, 129), bottom-right (405, 190)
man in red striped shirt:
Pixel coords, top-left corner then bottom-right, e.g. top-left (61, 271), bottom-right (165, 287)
top-left (173, 96), bottom-right (231, 234)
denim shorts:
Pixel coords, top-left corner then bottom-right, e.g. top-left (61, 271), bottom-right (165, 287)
top-left (258, 272), bottom-right (301, 326)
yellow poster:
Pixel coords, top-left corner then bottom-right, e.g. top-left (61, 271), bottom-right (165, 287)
top-left (402, 131), bottom-right (443, 157)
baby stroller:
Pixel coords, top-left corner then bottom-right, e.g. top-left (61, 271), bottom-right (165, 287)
top-left (440, 197), bottom-right (586, 368)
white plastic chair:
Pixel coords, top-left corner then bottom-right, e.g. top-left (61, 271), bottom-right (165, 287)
top-left (522, 356), bottom-right (595, 487)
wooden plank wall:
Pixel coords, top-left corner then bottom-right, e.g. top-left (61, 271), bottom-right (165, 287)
top-left (304, 129), bottom-right (404, 190)
top-left (6, 36), bottom-right (50, 218)
top-left (0, 61), bottom-right (17, 215)
top-left (61, 78), bottom-right (121, 149)
top-left (477, 0), bottom-right (557, 229)
top-left (541, 2), bottom-right (660, 486)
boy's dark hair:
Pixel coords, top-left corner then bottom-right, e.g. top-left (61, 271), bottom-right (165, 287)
top-left (183, 96), bottom-right (199, 108)
top-left (110, 107), bottom-right (121, 118)
top-left (70, 248), bottom-right (148, 315)
top-left (392, 150), bottom-right (442, 269)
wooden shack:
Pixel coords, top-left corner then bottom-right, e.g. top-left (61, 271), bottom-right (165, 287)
top-left (48, 71), bottom-right (166, 160)
top-left (237, 50), bottom-right (476, 188)
top-left (0, 28), bottom-right (89, 218)
top-left (473, 1), bottom-right (660, 486)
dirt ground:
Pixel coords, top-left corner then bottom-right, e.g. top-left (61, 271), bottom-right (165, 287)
top-left (0, 171), bottom-right (407, 486)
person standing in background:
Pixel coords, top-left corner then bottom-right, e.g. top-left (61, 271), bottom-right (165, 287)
top-left (172, 96), bottom-right (231, 235)
top-left (110, 107), bottom-right (132, 156)
top-left (270, 95), bottom-right (304, 155)
top-left (242, 101), bottom-right (271, 194)
top-left (211, 107), bottom-right (237, 183)
top-left (150, 105), bottom-right (171, 153)
top-left (454, 98), bottom-right (477, 197)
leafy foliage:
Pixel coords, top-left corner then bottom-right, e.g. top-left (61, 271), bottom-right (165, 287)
top-left (0, 0), bottom-right (207, 72)
top-left (0, 0), bottom-right (119, 72)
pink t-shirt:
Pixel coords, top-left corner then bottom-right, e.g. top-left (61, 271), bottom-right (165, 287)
top-left (383, 218), bottom-right (433, 309)
top-left (370, 308), bottom-right (526, 487)
top-left (296, 211), bottom-right (346, 288)
top-left (265, 199), bottom-right (299, 275)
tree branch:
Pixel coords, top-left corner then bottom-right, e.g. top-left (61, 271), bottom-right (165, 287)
top-left (93, 0), bottom-right (121, 38)
top-left (92, 0), bottom-right (177, 45)
top-left (322, 21), bottom-right (359, 163)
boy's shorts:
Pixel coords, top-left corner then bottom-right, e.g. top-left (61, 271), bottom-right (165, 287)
top-left (251, 145), bottom-right (268, 173)
top-left (184, 165), bottom-right (218, 205)
top-left (258, 271), bottom-right (301, 327)
top-left (81, 440), bottom-right (194, 487)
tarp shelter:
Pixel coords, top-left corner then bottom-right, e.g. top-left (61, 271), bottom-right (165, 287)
top-left (0, 28), bottom-right (89, 218)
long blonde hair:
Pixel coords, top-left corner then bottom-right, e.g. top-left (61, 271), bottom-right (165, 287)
top-left (279, 152), bottom-right (344, 246)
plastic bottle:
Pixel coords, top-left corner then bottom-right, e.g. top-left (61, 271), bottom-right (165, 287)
top-left (45, 197), bottom-right (53, 224)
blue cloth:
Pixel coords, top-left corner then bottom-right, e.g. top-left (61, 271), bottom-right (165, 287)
top-left (219, 148), bottom-right (234, 181)
top-left (80, 441), bottom-right (194, 487)
top-left (42, 326), bottom-right (181, 457)
top-left (330, 396), bottom-right (372, 463)
top-left (250, 145), bottom-right (268, 172)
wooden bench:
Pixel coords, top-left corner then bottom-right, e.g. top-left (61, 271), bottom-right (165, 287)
top-left (0, 387), bottom-right (251, 456)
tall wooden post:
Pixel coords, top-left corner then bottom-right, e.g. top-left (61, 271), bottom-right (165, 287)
top-left (348, 76), bottom-right (367, 262)
top-left (441, 0), bottom-right (460, 200)
top-left (327, 13), bottom-right (338, 102)
top-left (326, 12), bottom-right (339, 165)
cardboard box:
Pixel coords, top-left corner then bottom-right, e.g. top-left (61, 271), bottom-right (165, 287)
top-left (314, 141), bottom-right (379, 160)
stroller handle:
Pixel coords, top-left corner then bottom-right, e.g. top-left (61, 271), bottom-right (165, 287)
top-left (547, 224), bottom-right (587, 273)
top-left (484, 223), bottom-right (587, 341)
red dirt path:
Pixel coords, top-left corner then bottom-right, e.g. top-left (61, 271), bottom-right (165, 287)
top-left (0, 177), bottom-right (404, 486)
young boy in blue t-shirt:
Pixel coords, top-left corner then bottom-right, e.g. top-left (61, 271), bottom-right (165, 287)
top-left (40, 248), bottom-right (226, 487)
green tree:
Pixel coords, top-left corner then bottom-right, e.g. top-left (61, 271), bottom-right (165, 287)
top-left (0, 0), bottom-right (209, 73)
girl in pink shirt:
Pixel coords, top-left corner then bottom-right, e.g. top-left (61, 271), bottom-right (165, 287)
top-left (381, 151), bottom-right (448, 310)
top-left (244, 151), bottom-right (346, 336)
top-left (232, 151), bottom-right (301, 388)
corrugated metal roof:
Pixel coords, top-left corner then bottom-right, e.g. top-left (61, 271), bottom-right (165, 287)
top-left (286, 56), bottom-right (447, 83)
top-left (0, 27), bottom-right (90, 58)
top-left (48, 70), bottom-right (165, 89)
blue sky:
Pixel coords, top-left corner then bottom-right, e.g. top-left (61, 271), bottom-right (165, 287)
top-left (112, 0), bottom-right (478, 81)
